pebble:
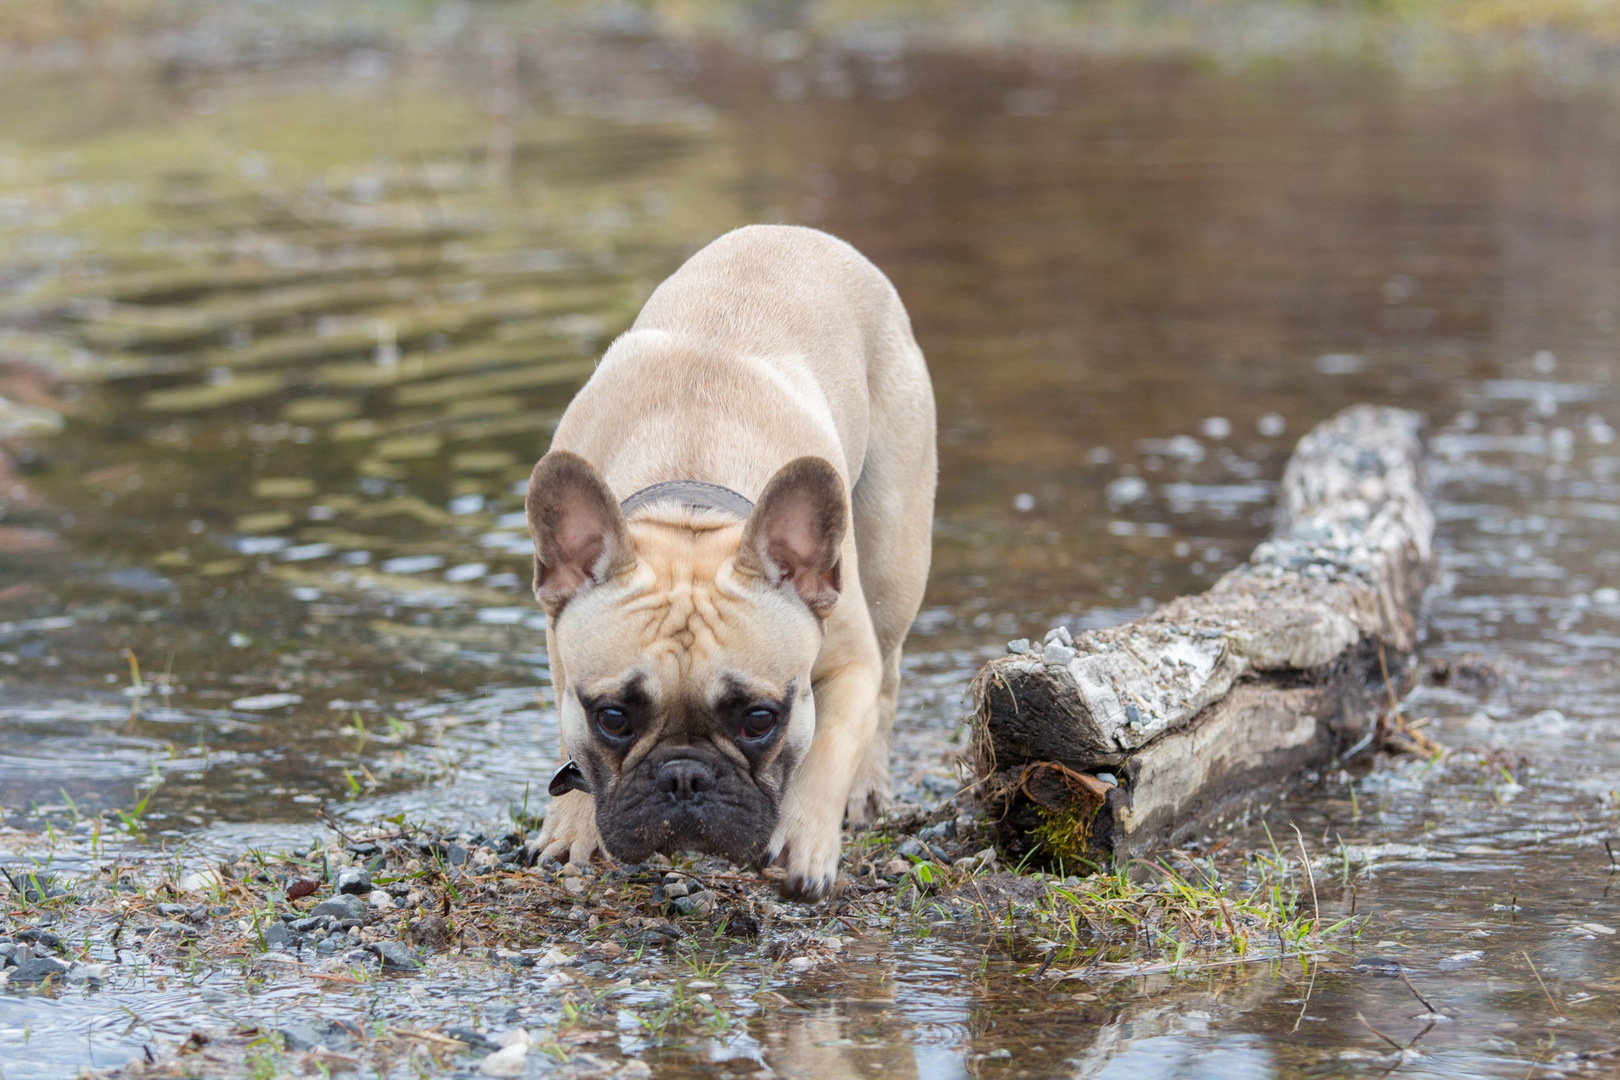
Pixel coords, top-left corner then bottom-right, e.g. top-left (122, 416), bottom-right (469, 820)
top-left (479, 1043), bottom-right (528, 1077)
top-left (882, 857), bottom-right (910, 876)
top-left (1006, 638), bottom-right (1030, 655)
top-left (664, 881), bottom-right (690, 899)
top-left (537, 946), bottom-right (573, 968)
top-left (494, 1028), bottom-right (532, 1048)
top-left (15, 929), bottom-right (63, 950)
top-left (369, 941), bottom-right (424, 971)
top-left (261, 922), bottom-right (290, 950)
top-left (310, 894), bottom-right (366, 923)
top-left (896, 838), bottom-right (925, 859)
top-left (785, 956), bottom-right (815, 972)
top-left (279, 1024), bottom-right (326, 1052)
top-left (673, 891), bottom-right (715, 917)
top-left (7, 956), bottom-right (71, 984)
top-left (369, 890), bottom-right (394, 911)
top-left (1043, 643), bottom-right (1077, 667)
top-left (335, 867), bottom-right (372, 895)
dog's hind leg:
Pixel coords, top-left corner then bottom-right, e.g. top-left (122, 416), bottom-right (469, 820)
top-left (846, 643), bottom-right (901, 825)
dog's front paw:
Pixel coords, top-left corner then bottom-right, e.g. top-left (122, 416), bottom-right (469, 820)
top-left (765, 818), bottom-right (842, 902)
top-left (532, 789), bottom-right (609, 865)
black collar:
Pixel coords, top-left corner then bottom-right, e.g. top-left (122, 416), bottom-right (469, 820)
top-left (620, 479), bottom-right (754, 520)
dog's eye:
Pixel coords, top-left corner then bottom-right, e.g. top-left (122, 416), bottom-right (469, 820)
top-left (595, 706), bottom-right (632, 739)
top-left (739, 708), bottom-right (777, 741)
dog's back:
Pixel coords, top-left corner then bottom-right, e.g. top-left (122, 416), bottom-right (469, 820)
top-left (553, 226), bottom-right (926, 508)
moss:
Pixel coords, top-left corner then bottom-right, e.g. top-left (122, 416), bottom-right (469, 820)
top-left (1030, 799), bottom-right (1103, 865)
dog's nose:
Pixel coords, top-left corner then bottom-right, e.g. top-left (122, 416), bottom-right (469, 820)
top-left (656, 758), bottom-right (715, 801)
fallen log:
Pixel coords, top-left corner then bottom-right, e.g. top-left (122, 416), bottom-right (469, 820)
top-left (969, 404), bottom-right (1434, 863)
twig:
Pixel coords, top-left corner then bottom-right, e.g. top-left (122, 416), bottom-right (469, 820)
top-left (390, 1028), bottom-right (466, 1047)
top-left (1398, 972), bottom-right (1438, 1014)
top-left (1291, 955), bottom-right (1318, 1034)
top-left (1291, 824), bottom-right (1319, 929)
top-left (315, 804), bottom-right (356, 846)
top-left (1356, 1011), bottom-right (1405, 1053)
top-left (1376, 639), bottom-right (1402, 717)
top-left (1522, 951), bottom-right (1562, 1017)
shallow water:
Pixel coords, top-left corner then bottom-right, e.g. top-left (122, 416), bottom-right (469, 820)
top-left (2, 29), bottom-right (1620, 1079)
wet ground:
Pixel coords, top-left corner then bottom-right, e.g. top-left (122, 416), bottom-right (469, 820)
top-left (1, 22), bottom-right (1620, 1080)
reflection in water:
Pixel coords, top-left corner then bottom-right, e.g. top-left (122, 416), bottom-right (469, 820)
top-left (1, 25), bottom-right (1620, 1080)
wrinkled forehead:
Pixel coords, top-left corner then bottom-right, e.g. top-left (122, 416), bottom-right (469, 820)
top-left (573, 664), bottom-right (792, 712)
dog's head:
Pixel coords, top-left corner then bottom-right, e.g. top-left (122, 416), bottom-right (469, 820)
top-left (526, 450), bottom-right (845, 866)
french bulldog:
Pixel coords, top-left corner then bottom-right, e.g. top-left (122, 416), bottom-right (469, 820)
top-left (526, 224), bottom-right (936, 901)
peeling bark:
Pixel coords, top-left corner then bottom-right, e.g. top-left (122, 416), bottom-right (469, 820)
top-left (970, 405), bottom-right (1433, 862)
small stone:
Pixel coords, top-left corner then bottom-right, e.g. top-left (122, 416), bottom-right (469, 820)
top-left (494, 1028), bottom-right (532, 1049)
top-left (882, 858), bottom-right (910, 877)
top-left (618, 1061), bottom-right (653, 1078)
top-left (896, 838), bottom-right (925, 859)
top-left (410, 914), bottom-right (450, 950)
top-left (785, 956), bottom-right (814, 972)
top-left (1006, 639), bottom-right (1030, 655)
top-left (200, 987), bottom-right (228, 1003)
top-left (920, 819), bottom-right (958, 842)
top-left (1094, 772), bottom-right (1118, 787)
top-left (560, 862), bottom-right (584, 878)
top-left (176, 871), bottom-right (218, 893)
top-left (156, 903), bottom-right (189, 918)
top-left (369, 890), bottom-right (394, 911)
top-left (537, 946), bottom-right (573, 968)
top-left (279, 1024), bottom-right (326, 1052)
top-left (289, 916), bottom-right (325, 933)
top-left (335, 867), bottom-right (372, 895)
top-left (15, 929), bottom-right (63, 951)
top-left (446, 843), bottom-right (469, 866)
top-left (564, 877), bottom-right (587, 896)
top-left (674, 891), bottom-right (715, 917)
top-left (1042, 643), bottom-right (1077, 667)
top-left (480, 1043), bottom-right (528, 1077)
top-left (261, 922), bottom-right (290, 950)
top-left (1044, 625), bottom-right (1074, 648)
top-left (664, 881), bottom-right (690, 899)
top-left (310, 894), bottom-right (366, 923)
top-left (369, 941), bottom-right (424, 971)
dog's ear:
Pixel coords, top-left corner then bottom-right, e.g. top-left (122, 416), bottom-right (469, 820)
top-left (526, 451), bottom-right (632, 614)
top-left (738, 457), bottom-right (847, 617)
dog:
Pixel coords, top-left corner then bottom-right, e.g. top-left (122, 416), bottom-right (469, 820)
top-left (524, 224), bottom-right (936, 900)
